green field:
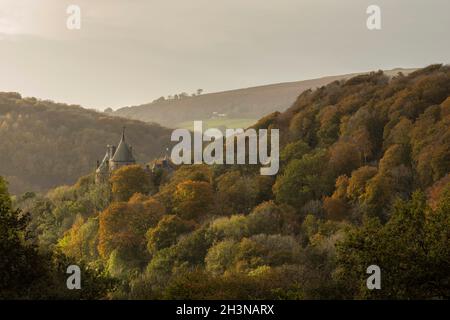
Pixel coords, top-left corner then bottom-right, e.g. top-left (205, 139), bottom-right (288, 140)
top-left (178, 118), bottom-right (257, 131)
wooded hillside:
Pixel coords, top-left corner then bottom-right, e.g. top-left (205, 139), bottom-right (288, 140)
top-left (0, 93), bottom-right (172, 194)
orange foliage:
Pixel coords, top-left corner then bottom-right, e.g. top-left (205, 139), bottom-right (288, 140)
top-left (98, 195), bottom-right (165, 258)
top-left (173, 180), bottom-right (214, 221)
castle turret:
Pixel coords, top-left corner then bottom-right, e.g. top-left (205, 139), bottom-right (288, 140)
top-left (95, 127), bottom-right (136, 183)
top-left (95, 151), bottom-right (111, 183)
top-left (109, 127), bottom-right (136, 171)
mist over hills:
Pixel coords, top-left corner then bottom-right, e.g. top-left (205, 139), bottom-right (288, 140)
top-left (114, 68), bottom-right (417, 128)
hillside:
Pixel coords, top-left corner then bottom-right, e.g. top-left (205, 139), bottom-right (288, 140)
top-left (114, 68), bottom-right (416, 128)
top-left (7, 64), bottom-right (449, 300)
top-left (0, 93), bottom-right (172, 194)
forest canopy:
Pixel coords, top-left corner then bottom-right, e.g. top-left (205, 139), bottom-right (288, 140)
top-left (1, 65), bottom-right (450, 299)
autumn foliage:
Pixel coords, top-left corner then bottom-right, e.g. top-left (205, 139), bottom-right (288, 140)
top-left (6, 65), bottom-right (450, 299)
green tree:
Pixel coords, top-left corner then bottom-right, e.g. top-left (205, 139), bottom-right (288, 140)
top-left (146, 215), bottom-right (194, 253)
top-left (280, 140), bottom-right (311, 164)
top-left (273, 150), bottom-right (332, 212)
top-left (337, 190), bottom-right (450, 299)
top-left (0, 176), bottom-right (114, 299)
top-left (205, 240), bottom-right (239, 275)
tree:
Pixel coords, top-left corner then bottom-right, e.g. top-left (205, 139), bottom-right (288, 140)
top-left (329, 140), bottom-right (361, 176)
top-left (146, 215), bottom-right (194, 253)
top-left (347, 166), bottom-right (378, 201)
top-left (205, 240), bottom-right (239, 275)
top-left (111, 165), bottom-right (153, 202)
top-left (273, 150), bottom-right (332, 212)
top-left (163, 267), bottom-right (304, 299)
top-left (173, 180), bottom-right (214, 220)
top-left (430, 142), bottom-right (450, 182)
top-left (246, 201), bottom-right (299, 236)
top-left (383, 117), bottom-right (412, 149)
top-left (153, 96), bottom-right (166, 103)
top-left (209, 215), bottom-right (249, 241)
top-left (333, 175), bottom-right (350, 200)
top-left (379, 144), bottom-right (410, 174)
top-left (0, 176), bottom-right (10, 207)
top-left (98, 195), bottom-right (165, 259)
top-left (351, 128), bottom-right (374, 163)
top-left (337, 190), bottom-right (450, 299)
top-left (317, 105), bottom-right (340, 146)
top-left (0, 176), bottom-right (114, 299)
top-left (289, 109), bottom-right (318, 146)
top-left (216, 171), bottom-right (258, 215)
top-left (234, 234), bottom-right (302, 273)
top-left (156, 165), bottom-right (213, 212)
top-left (361, 174), bottom-right (392, 220)
top-left (323, 196), bottom-right (348, 221)
top-left (58, 216), bottom-right (99, 261)
top-left (280, 140), bottom-right (311, 164)
top-left (0, 177), bottom-right (41, 298)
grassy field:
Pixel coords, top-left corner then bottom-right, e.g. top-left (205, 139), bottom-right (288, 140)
top-left (178, 118), bottom-right (257, 131)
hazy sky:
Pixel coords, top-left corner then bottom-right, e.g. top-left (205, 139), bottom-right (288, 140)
top-left (0, 0), bottom-right (449, 110)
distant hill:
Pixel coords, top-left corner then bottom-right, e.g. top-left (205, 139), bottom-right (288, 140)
top-left (114, 68), bottom-right (417, 128)
top-left (0, 93), bottom-right (172, 194)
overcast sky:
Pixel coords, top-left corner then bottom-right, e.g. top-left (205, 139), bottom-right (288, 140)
top-left (0, 0), bottom-right (449, 110)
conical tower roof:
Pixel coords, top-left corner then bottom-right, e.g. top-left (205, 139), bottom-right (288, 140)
top-left (96, 151), bottom-right (110, 173)
top-left (111, 127), bottom-right (135, 163)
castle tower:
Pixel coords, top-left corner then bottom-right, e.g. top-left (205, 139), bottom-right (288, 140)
top-left (109, 127), bottom-right (136, 171)
top-left (95, 127), bottom-right (136, 183)
top-left (95, 151), bottom-right (111, 184)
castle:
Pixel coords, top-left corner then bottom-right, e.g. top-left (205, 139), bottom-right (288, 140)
top-left (95, 127), bottom-right (136, 183)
